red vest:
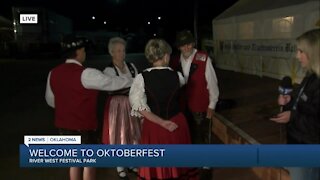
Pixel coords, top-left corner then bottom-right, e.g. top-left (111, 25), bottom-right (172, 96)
top-left (50, 63), bottom-right (98, 130)
top-left (170, 51), bottom-right (209, 112)
top-left (186, 51), bottom-right (209, 112)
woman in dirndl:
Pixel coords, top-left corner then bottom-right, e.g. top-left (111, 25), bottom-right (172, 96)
top-left (101, 37), bottom-right (141, 179)
top-left (129, 38), bottom-right (198, 180)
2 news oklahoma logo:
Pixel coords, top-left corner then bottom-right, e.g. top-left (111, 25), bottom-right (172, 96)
top-left (19, 14), bottom-right (38, 24)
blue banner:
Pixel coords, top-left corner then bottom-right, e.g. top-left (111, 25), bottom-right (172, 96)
top-left (19, 145), bottom-right (320, 167)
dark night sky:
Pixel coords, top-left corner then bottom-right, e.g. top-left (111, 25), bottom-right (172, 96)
top-left (1, 0), bottom-right (238, 43)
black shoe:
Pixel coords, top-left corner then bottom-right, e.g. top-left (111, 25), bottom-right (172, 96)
top-left (128, 167), bottom-right (138, 175)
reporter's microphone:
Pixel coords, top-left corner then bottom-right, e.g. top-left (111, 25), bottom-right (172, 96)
top-left (278, 76), bottom-right (293, 112)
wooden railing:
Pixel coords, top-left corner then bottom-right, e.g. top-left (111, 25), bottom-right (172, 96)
top-left (212, 113), bottom-right (290, 180)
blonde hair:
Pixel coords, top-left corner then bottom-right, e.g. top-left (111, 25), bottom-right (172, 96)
top-left (296, 29), bottom-right (320, 77)
top-left (145, 39), bottom-right (172, 64)
top-left (108, 37), bottom-right (126, 55)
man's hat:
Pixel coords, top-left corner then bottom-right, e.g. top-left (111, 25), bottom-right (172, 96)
top-left (61, 34), bottom-right (88, 52)
top-left (175, 30), bottom-right (195, 47)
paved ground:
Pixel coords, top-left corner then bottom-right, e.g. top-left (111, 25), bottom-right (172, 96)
top-left (0, 54), bottom-right (281, 180)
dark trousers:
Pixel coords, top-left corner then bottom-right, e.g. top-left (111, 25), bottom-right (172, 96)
top-left (185, 109), bottom-right (210, 144)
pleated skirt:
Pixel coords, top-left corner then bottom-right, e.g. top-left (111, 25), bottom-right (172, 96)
top-left (102, 95), bottom-right (141, 145)
top-left (138, 113), bottom-right (198, 180)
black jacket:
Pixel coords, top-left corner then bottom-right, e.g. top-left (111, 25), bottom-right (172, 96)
top-left (285, 73), bottom-right (320, 144)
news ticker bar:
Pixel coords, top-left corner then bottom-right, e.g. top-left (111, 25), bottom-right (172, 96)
top-left (20, 145), bottom-right (320, 167)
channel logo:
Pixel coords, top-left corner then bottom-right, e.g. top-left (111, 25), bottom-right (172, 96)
top-left (20, 14), bottom-right (38, 24)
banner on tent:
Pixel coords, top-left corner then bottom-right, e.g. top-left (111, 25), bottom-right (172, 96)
top-left (219, 40), bottom-right (297, 58)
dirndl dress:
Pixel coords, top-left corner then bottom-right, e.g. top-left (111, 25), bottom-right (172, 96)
top-left (102, 95), bottom-right (141, 145)
top-left (138, 113), bottom-right (198, 180)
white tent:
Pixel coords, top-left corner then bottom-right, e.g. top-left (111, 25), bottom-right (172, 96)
top-left (212, 0), bottom-right (320, 83)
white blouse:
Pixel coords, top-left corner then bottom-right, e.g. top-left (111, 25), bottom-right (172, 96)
top-left (129, 67), bottom-right (185, 117)
top-left (102, 62), bottom-right (138, 79)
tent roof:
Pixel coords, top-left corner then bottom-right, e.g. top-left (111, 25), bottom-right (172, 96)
top-left (215, 0), bottom-right (318, 20)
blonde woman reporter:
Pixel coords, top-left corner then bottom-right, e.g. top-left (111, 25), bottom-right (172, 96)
top-left (270, 29), bottom-right (320, 180)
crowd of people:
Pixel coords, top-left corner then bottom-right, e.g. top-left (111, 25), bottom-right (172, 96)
top-left (45, 28), bottom-right (319, 180)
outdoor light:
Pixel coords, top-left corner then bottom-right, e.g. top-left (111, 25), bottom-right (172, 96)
top-left (147, 21), bottom-right (151, 25)
top-left (104, 21), bottom-right (106, 24)
top-left (92, 16), bottom-right (95, 20)
top-left (283, 16), bottom-right (294, 23)
top-left (158, 16), bottom-right (161, 20)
